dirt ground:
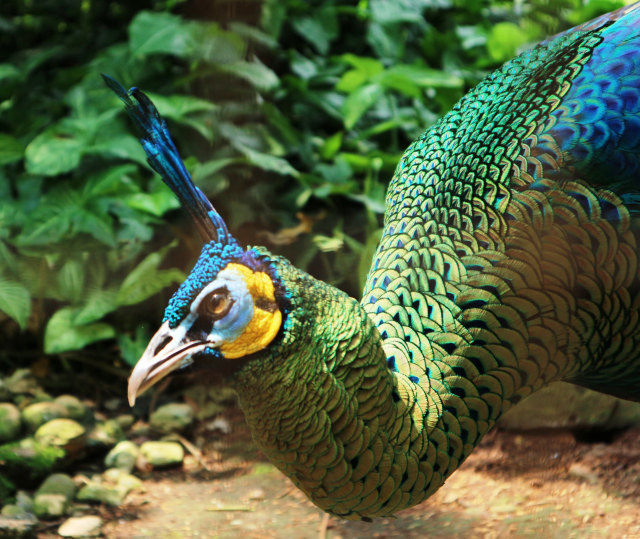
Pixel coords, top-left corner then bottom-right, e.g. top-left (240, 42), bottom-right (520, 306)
top-left (58, 407), bottom-right (640, 538)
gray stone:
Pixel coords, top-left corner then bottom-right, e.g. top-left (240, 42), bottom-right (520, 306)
top-left (75, 468), bottom-right (141, 507)
top-left (21, 401), bottom-right (67, 431)
top-left (114, 414), bottom-right (135, 430)
top-left (0, 438), bottom-right (65, 485)
top-left (140, 441), bottom-right (184, 468)
top-left (76, 482), bottom-right (126, 506)
top-left (58, 515), bottom-right (103, 537)
top-left (0, 377), bottom-right (11, 401)
top-left (33, 473), bottom-right (76, 518)
top-left (15, 491), bottom-right (34, 514)
top-left (54, 395), bottom-right (88, 422)
top-left (33, 493), bottom-right (69, 518)
top-left (150, 403), bottom-right (195, 434)
top-left (104, 441), bottom-right (139, 472)
top-left (102, 468), bottom-right (142, 492)
top-left (0, 515), bottom-right (38, 539)
top-left (87, 419), bottom-right (125, 450)
top-left (34, 419), bottom-right (85, 450)
top-left (35, 473), bottom-right (76, 500)
top-left (499, 382), bottom-right (640, 430)
top-left (5, 369), bottom-right (40, 396)
top-left (0, 403), bottom-right (21, 443)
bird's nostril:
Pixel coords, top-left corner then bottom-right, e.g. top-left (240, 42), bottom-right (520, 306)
top-left (154, 336), bottom-right (172, 356)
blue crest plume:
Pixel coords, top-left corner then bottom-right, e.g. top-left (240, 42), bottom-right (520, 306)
top-left (102, 74), bottom-right (232, 244)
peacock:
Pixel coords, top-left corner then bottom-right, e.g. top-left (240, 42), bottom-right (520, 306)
top-left (107, 2), bottom-right (640, 520)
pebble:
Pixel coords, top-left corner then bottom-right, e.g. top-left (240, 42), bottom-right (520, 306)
top-left (21, 401), bottom-right (67, 432)
top-left (87, 419), bottom-right (125, 450)
top-left (0, 403), bottom-right (22, 443)
top-left (150, 403), bottom-right (195, 434)
top-left (140, 441), bottom-right (184, 468)
top-left (58, 515), bottom-right (103, 537)
top-left (104, 441), bottom-right (140, 472)
top-left (34, 419), bottom-right (85, 454)
top-left (54, 395), bottom-right (88, 422)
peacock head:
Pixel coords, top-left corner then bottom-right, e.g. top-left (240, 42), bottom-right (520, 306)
top-left (106, 77), bottom-right (292, 406)
top-left (127, 233), bottom-right (290, 406)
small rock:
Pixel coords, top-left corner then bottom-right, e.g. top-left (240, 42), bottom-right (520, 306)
top-left (87, 419), bottom-right (124, 450)
top-left (36, 473), bottom-right (77, 500)
top-left (34, 419), bottom-right (85, 453)
top-left (58, 515), bottom-right (103, 538)
top-left (0, 515), bottom-right (38, 539)
top-left (104, 441), bottom-right (140, 472)
top-left (1, 505), bottom-right (27, 518)
top-left (248, 488), bottom-right (265, 501)
top-left (0, 438), bottom-right (65, 486)
top-left (33, 493), bottom-right (69, 518)
top-left (0, 403), bottom-right (22, 443)
top-left (103, 398), bottom-right (121, 411)
top-left (102, 468), bottom-right (142, 491)
top-left (21, 401), bottom-right (66, 432)
top-left (76, 482), bottom-right (127, 506)
top-left (140, 441), bottom-right (184, 468)
top-left (150, 403), bottom-right (195, 434)
top-left (115, 414), bottom-right (135, 430)
top-left (5, 369), bottom-right (40, 396)
top-left (15, 491), bottom-right (34, 515)
top-left (0, 378), bottom-right (11, 401)
top-left (54, 395), bottom-right (88, 422)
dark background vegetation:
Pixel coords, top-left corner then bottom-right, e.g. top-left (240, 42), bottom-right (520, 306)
top-left (0, 0), bottom-right (627, 395)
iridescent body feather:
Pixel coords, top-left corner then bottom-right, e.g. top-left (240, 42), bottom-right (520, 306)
top-left (112, 3), bottom-right (640, 520)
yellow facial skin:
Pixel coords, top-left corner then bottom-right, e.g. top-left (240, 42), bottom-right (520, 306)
top-left (219, 263), bottom-right (282, 358)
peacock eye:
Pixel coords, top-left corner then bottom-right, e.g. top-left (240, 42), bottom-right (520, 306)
top-left (201, 288), bottom-right (233, 320)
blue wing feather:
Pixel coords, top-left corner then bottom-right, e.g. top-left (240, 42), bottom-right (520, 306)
top-left (536, 4), bottom-right (640, 196)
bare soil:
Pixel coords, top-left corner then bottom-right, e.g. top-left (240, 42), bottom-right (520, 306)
top-left (54, 407), bottom-right (640, 538)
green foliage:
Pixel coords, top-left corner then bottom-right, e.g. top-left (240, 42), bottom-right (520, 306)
top-left (0, 0), bottom-right (628, 372)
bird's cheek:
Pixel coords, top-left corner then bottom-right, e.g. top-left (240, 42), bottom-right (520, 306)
top-left (219, 307), bottom-right (282, 359)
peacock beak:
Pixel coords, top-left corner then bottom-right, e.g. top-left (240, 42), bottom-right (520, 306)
top-left (127, 321), bottom-right (210, 406)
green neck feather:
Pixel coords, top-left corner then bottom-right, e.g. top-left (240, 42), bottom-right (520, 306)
top-left (228, 251), bottom-right (550, 519)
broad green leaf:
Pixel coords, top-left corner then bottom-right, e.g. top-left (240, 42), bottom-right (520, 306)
top-left (381, 65), bottom-right (464, 89)
top-left (117, 326), bottom-right (152, 367)
top-left (123, 190), bottom-right (180, 217)
top-left (337, 55), bottom-right (384, 93)
top-left (146, 93), bottom-right (217, 118)
top-left (342, 83), bottom-right (384, 129)
top-left (291, 8), bottom-right (338, 55)
top-left (87, 134), bottom-right (147, 165)
top-left (129, 11), bottom-right (195, 58)
top-left (487, 22), bottom-right (528, 62)
top-left (117, 246), bottom-right (184, 307)
top-left (0, 277), bottom-right (30, 329)
top-left (84, 164), bottom-right (139, 198)
top-left (239, 147), bottom-right (300, 178)
top-left (0, 64), bottom-right (20, 83)
top-left (24, 127), bottom-right (86, 176)
top-left (74, 288), bottom-right (120, 325)
top-left (16, 214), bottom-right (71, 246)
top-left (0, 134), bottom-right (23, 165)
top-left (320, 132), bottom-right (343, 161)
top-left (218, 60), bottom-right (279, 92)
top-left (73, 210), bottom-right (116, 246)
top-left (56, 259), bottom-right (85, 304)
top-left (44, 307), bottom-right (116, 354)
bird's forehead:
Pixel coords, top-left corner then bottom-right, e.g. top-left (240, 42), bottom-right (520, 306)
top-left (163, 240), bottom-right (247, 327)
